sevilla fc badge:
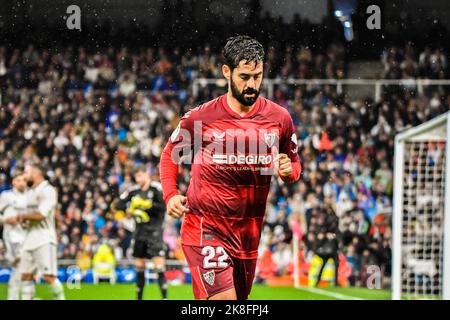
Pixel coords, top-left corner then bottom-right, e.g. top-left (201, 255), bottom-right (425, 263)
top-left (264, 133), bottom-right (277, 148)
top-left (203, 270), bottom-right (215, 286)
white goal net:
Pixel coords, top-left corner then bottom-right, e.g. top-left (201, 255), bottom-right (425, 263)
top-left (392, 111), bottom-right (450, 300)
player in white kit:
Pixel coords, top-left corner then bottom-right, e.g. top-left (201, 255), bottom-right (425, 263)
top-left (12, 163), bottom-right (65, 300)
top-left (0, 172), bottom-right (27, 300)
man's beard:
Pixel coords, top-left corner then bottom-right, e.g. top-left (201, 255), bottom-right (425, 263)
top-left (230, 77), bottom-right (260, 107)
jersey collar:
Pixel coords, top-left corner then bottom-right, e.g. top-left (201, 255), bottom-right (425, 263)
top-left (34, 180), bottom-right (48, 191)
top-left (221, 94), bottom-right (262, 119)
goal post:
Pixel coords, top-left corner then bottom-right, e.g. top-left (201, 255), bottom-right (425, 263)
top-left (392, 111), bottom-right (450, 300)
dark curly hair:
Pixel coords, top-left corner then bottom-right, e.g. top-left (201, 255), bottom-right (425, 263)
top-left (222, 35), bottom-right (264, 71)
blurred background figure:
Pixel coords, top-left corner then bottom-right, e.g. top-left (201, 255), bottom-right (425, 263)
top-left (92, 242), bottom-right (116, 285)
top-left (313, 205), bottom-right (340, 287)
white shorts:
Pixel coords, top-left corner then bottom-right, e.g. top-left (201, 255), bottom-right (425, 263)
top-left (19, 243), bottom-right (58, 276)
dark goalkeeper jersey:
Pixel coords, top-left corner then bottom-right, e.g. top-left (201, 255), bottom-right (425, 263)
top-left (114, 182), bottom-right (165, 240)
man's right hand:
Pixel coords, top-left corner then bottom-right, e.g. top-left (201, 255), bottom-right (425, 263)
top-left (167, 195), bottom-right (190, 219)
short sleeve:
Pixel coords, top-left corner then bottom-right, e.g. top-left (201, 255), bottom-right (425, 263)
top-left (0, 192), bottom-right (9, 212)
top-left (38, 187), bottom-right (57, 218)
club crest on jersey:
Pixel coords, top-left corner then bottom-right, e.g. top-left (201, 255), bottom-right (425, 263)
top-left (203, 270), bottom-right (215, 286)
top-left (264, 133), bottom-right (277, 147)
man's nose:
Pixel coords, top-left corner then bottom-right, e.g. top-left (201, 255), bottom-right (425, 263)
top-left (246, 77), bottom-right (256, 88)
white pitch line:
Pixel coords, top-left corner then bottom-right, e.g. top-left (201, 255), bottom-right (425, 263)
top-left (297, 286), bottom-right (365, 300)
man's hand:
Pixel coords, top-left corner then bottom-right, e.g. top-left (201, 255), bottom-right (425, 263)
top-left (167, 195), bottom-right (190, 219)
top-left (275, 153), bottom-right (292, 177)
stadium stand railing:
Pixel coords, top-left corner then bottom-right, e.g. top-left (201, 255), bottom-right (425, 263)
top-left (193, 78), bottom-right (450, 102)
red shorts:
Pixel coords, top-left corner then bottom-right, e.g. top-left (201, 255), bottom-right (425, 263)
top-left (182, 244), bottom-right (257, 300)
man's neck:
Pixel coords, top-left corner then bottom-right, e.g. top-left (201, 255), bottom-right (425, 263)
top-left (33, 177), bottom-right (45, 189)
top-left (226, 92), bottom-right (255, 116)
top-left (141, 181), bottom-right (151, 191)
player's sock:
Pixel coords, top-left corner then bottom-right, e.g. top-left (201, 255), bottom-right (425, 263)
top-left (49, 278), bottom-right (65, 300)
top-left (7, 268), bottom-right (21, 300)
top-left (21, 281), bottom-right (35, 300)
top-left (136, 267), bottom-right (145, 300)
top-left (157, 271), bottom-right (168, 299)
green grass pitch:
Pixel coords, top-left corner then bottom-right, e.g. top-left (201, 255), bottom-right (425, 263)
top-left (0, 283), bottom-right (391, 300)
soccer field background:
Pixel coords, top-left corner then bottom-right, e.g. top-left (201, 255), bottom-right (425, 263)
top-left (0, 283), bottom-right (391, 300)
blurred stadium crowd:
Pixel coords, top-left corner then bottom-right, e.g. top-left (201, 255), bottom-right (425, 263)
top-left (1, 33), bottom-right (449, 287)
top-left (382, 45), bottom-right (448, 79)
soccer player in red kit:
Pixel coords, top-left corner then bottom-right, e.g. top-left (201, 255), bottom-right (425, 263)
top-left (159, 35), bottom-right (301, 300)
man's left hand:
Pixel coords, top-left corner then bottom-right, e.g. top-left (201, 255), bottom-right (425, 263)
top-left (276, 153), bottom-right (292, 177)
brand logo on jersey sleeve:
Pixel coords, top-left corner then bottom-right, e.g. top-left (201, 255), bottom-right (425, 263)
top-left (291, 133), bottom-right (298, 153)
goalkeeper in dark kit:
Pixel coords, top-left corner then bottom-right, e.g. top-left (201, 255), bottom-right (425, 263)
top-left (112, 165), bottom-right (168, 300)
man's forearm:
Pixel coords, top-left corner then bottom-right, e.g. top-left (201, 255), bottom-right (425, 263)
top-left (20, 212), bottom-right (46, 221)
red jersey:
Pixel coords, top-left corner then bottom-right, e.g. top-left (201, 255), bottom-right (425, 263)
top-left (160, 94), bottom-right (301, 259)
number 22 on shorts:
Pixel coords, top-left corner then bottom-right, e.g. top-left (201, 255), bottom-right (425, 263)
top-left (201, 246), bottom-right (229, 269)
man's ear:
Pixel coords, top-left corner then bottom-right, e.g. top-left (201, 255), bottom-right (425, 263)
top-left (222, 64), bottom-right (231, 81)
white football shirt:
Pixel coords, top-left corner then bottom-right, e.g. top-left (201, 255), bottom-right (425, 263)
top-left (0, 188), bottom-right (27, 244)
top-left (22, 180), bottom-right (58, 251)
